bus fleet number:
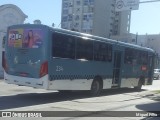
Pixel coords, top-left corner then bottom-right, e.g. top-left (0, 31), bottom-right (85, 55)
top-left (56, 66), bottom-right (64, 72)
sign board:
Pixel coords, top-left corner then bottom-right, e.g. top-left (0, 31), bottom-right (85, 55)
top-left (115, 0), bottom-right (139, 11)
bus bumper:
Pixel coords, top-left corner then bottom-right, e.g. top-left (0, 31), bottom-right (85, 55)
top-left (4, 72), bottom-right (49, 89)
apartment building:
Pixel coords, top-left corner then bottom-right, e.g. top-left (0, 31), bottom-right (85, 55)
top-left (61, 0), bottom-right (131, 38)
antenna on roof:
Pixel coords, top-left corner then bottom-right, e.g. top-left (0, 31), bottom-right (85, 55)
top-left (52, 23), bottom-right (55, 27)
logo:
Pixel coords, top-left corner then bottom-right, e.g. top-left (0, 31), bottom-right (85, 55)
top-left (2, 112), bottom-right (12, 117)
top-left (116, 0), bottom-right (124, 9)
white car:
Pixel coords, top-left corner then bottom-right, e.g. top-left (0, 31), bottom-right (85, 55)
top-left (154, 69), bottom-right (160, 80)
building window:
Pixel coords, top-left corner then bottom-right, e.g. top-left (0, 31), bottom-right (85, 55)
top-left (114, 25), bottom-right (118, 29)
top-left (89, 29), bottom-right (92, 33)
top-left (82, 29), bottom-right (87, 33)
top-left (83, 14), bottom-right (93, 21)
top-left (61, 23), bottom-right (68, 29)
top-left (89, 0), bottom-right (94, 5)
top-left (74, 23), bottom-right (79, 28)
top-left (76, 0), bottom-right (81, 5)
top-left (69, 23), bottom-right (73, 29)
top-left (68, 14), bottom-right (73, 21)
top-left (115, 20), bottom-right (119, 23)
top-left (83, 15), bottom-right (88, 21)
top-left (62, 16), bottom-right (68, 22)
top-left (84, 0), bottom-right (88, 5)
top-left (114, 31), bottom-right (118, 35)
top-left (128, 15), bottom-right (130, 19)
top-left (63, 2), bottom-right (68, 8)
top-left (68, 2), bottom-right (73, 7)
top-left (82, 21), bottom-right (93, 29)
top-left (63, 9), bottom-right (68, 14)
top-left (115, 12), bottom-right (119, 16)
top-left (132, 39), bottom-right (135, 42)
top-left (75, 15), bottom-right (80, 20)
top-left (89, 6), bottom-right (94, 12)
top-left (84, 0), bottom-right (94, 5)
top-left (83, 7), bottom-right (88, 13)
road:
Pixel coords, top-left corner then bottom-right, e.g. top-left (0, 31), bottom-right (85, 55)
top-left (0, 79), bottom-right (160, 120)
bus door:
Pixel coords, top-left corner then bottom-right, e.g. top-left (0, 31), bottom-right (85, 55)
top-left (112, 51), bottom-right (122, 86)
top-left (147, 55), bottom-right (154, 84)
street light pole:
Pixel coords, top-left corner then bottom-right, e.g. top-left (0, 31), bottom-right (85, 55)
top-left (135, 32), bottom-right (138, 44)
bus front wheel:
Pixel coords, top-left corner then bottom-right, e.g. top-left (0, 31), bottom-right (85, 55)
top-left (90, 79), bottom-right (102, 96)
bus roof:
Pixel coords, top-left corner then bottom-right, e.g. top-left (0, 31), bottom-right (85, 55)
top-left (8, 24), bottom-right (155, 53)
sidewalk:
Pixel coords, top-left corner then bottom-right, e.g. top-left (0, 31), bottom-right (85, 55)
top-left (0, 79), bottom-right (4, 82)
top-left (139, 90), bottom-right (160, 102)
top-left (0, 75), bottom-right (4, 80)
top-left (149, 91), bottom-right (160, 101)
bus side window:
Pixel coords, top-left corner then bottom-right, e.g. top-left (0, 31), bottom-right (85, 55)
top-left (124, 48), bottom-right (133, 64)
top-left (125, 48), bottom-right (148, 65)
top-left (132, 50), bottom-right (139, 65)
top-left (52, 33), bottom-right (75, 59)
top-left (76, 37), bottom-right (93, 60)
top-left (94, 41), bottom-right (112, 62)
top-left (141, 52), bottom-right (148, 65)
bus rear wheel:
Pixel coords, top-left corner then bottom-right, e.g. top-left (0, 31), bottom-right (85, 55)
top-left (134, 79), bottom-right (143, 90)
top-left (156, 75), bottom-right (159, 80)
top-left (90, 80), bottom-right (102, 96)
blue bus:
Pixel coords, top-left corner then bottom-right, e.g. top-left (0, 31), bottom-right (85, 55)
top-left (3, 24), bottom-right (155, 96)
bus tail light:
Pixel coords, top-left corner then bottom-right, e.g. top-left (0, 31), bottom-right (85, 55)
top-left (141, 65), bottom-right (147, 71)
top-left (39, 61), bottom-right (48, 77)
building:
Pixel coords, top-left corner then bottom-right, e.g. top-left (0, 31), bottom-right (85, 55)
top-left (61, 0), bottom-right (131, 38)
top-left (0, 4), bottom-right (27, 77)
top-left (111, 33), bottom-right (138, 44)
top-left (112, 33), bottom-right (160, 56)
top-left (138, 34), bottom-right (160, 56)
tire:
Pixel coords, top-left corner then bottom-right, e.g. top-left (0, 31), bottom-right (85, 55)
top-left (90, 80), bottom-right (102, 96)
top-left (156, 75), bottom-right (159, 80)
top-left (134, 79), bottom-right (143, 90)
